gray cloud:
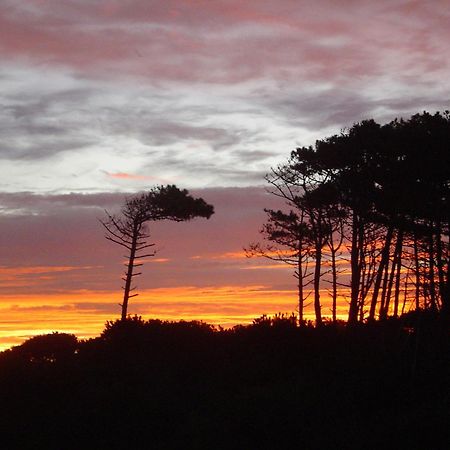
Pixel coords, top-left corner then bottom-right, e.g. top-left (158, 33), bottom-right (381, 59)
top-left (231, 149), bottom-right (279, 163)
top-left (0, 187), bottom-right (290, 295)
top-left (0, 191), bottom-right (124, 215)
top-left (0, 82), bottom-right (99, 160)
top-left (253, 86), bottom-right (450, 134)
top-left (1, 1), bottom-right (449, 190)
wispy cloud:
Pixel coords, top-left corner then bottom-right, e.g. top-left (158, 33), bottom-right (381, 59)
top-left (1, 1), bottom-right (448, 192)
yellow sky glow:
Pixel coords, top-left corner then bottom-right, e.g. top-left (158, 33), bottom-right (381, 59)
top-left (0, 285), bottom-right (350, 351)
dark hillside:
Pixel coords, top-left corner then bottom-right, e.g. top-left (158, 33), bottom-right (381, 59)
top-left (0, 312), bottom-right (448, 449)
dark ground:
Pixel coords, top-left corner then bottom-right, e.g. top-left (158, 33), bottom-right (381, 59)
top-left (0, 311), bottom-right (448, 450)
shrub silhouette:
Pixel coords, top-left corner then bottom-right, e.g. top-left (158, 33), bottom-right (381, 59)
top-left (13, 332), bottom-right (78, 363)
top-left (252, 312), bottom-right (298, 329)
top-left (0, 311), bottom-right (448, 450)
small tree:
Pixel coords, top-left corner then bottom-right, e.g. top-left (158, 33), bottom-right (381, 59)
top-left (246, 208), bottom-right (313, 325)
top-left (101, 185), bottom-right (214, 320)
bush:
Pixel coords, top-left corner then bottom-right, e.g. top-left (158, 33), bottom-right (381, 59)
top-left (13, 332), bottom-right (78, 363)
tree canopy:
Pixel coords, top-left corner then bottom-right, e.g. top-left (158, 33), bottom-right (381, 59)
top-left (252, 111), bottom-right (450, 325)
top-left (101, 185), bottom-right (214, 319)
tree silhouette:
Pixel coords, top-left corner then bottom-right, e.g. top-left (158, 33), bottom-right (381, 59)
top-left (258, 112), bottom-right (449, 324)
top-left (101, 185), bottom-right (214, 320)
top-left (261, 150), bottom-right (338, 326)
top-left (245, 208), bottom-right (313, 325)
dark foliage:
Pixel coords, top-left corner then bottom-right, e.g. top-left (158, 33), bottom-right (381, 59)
top-left (0, 313), bottom-right (448, 449)
top-left (253, 112), bottom-right (450, 325)
top-left (101, 185), bottom-right (214, 320)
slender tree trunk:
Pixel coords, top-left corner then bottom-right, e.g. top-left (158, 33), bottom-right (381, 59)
top-left (443, 218), bottom-right (450, 316)
top-left (358, 232), bottom-right (366, 322)
top-left (331, 247), bottom-right (338, 323)
top-left (413, 231), bottom-right (421, 310)
top-left (435, 221), bottom-right (446, 306)
top-left (122, 222), bottom-right (138, 320)
top-left (381, 230), bottom-right (402, 319)
top-left (297, 249), bottom-right (304, 326)
top-left (369, 225), bottom-right (394, 320)
top-left (326, 227), bottom-right (339, 323)
top-left (379, 257), bottom-right (391, 319)
top-left (382, 256), bottom-right (396, 319)
top-left (313, 241), bottom-right (323, 326)
top-left (428, 223), bottom-right (437, 311)
top-left (326, 215), bottom-right (343, 324)
top-left (348, 213), bottom-right (362, 325)
top-left (401, 270), bottom-right (409, 315)
top-left (393, 229), bottom-right (403, 318)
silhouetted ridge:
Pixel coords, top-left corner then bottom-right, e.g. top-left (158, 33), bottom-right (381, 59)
top-left (0, 312), bottom-right (448, 449)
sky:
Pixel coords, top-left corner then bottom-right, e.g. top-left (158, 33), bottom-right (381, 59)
top-left (1, 0), bottom-right (449, 348)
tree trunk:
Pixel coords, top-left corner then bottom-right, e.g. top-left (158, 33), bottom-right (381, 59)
top-left (331, 247), bottom-right (338, 323)
top-left (369, 225), bottom-right (394, 320)
top-left (435, 221), bottom-right (446, 307)
top-left (443, 217), bottom-right (450, 316)
top-left (381, 230), bottom-right (402, 319)
top-left (297, 249), bottom-right (304, 327)
top-left (348, 213), bottom-right (362, 325)
top-left (122, 222), bottom-right (138, 320)
top-left (393, 229), bottom-right (403, 318)
top-left (413, 231), bottom-right (421, 310)
top-left (357, 232), bottom-right (366, 322)
top-left (326, 227), bottom-right (339, 323)
top-left (401, 270), bottom-right (409, 315)
top-left (313, 242), bottom-right (322, 326)
top-left (428, 223), bottom-right (437, 311)
top-left (379, 257), bottom-right (390, 319)
top-left (382, 257), bottom-right (396, 319)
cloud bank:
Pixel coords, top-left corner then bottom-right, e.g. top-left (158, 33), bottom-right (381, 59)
top-left (1, 0), bottom-right (448, 192)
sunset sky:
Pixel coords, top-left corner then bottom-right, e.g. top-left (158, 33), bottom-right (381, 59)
top-left (1, 0), bottom-right (449, 349)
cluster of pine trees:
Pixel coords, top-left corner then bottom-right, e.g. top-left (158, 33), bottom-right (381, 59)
top-left (248, 112), bottom-right (449, 325)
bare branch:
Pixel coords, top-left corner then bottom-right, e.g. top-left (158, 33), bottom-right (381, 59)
top-left (104, 235), bottom-right (132, 250)
top-left (135, 253), bottom-right (155, 259)
top-left (100, 221), bottom-right (133, 245)
top-left (136, 243), bottom-right (156, 251)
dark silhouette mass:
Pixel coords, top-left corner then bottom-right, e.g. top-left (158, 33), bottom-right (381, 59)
top-left (248, 111), bottom-right (450, 325)
top-left (0, 312), bottom-right (448, 449)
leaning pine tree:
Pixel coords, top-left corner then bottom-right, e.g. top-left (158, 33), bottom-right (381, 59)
top-left (101, 185), bottom-right (214, 320)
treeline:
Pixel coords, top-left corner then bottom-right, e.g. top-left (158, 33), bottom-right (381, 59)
top-left (248, 111), bottom-right (450, 325)
top-left (0, 314), bottom-right (448, 449)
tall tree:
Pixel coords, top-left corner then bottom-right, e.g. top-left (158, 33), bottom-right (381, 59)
top-left (270, 112), bottom-right (449, 323)
top-left (101, 185), bottom-right (214, 320)
top-left (246, 208), bottom-right (313, 325)
top-left (264, 157), bottom-right (331, 326)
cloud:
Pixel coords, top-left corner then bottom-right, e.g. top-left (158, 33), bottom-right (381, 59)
top-left (0, 191), bottom-right (125, 215)
top-left (103, 171), bottom-right (165, 182)
top-left (1, 1), bottom-right (449, 192)
top-left (0, 63), bottom-right (284, 191)
top-left (0, 187), bottom-right (292, 293)
top-left (2, 1), bottom-right (449, 85)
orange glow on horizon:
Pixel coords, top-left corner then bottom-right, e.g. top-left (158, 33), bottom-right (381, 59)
top-left (0, 285), bottom-right (349, 351)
